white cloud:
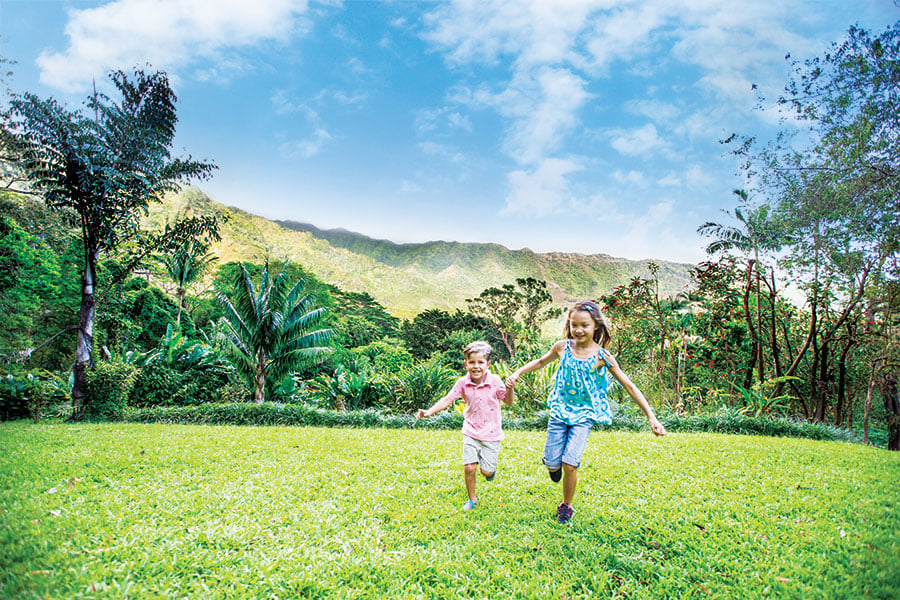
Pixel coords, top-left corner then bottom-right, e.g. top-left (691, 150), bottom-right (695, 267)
top-left (646, 199), bottom-right (674, 226)
top-left (627, 99), bottom-right (680, 124)
top-left (416, 107), bottom-right (473, 135)
top-left (423, 0), bottom-right (608, 68)
top-left (446, 112), bottom-right (473, 132)
top-left (273, 99), bottom-right (332, 158)
top-left (658, 173), bottom-right (681, 187)
top-left (610, 123), bottom-right (666, 156)
top-left (503, 157), bottom-right (583, 216)
top-left (505, 67), bottom-right (591, 164)
top-left (278, 128), bottom-right (332, 159)
top-left (685, 164), bottom-right (715, 188)
top-left (418, 141), bottom-right (466, 164)
top-left (423, 0), bottom-right (853, 184)
top-left (37, 0), bottom-right (310, 92)
top-left (612, 169), bottom-right (646, 187)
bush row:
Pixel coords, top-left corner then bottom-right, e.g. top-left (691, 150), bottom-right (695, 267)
top-left (123, 403), bottom-right (865, 444)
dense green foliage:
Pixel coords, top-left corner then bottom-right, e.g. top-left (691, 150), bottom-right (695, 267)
top-left (1, 24), bottom-right (898, 452)
top-left (2, 68), bottom-right (219, 418)
top-left (1, 423), bottom-right (897, 599)
top-left (217, 261), bottom-right (333, 403)
top-left (156, 239), bottom-right (217, 326)
top-left (83, 360), bottom-right (137, 421)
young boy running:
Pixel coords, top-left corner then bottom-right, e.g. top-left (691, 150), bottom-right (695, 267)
top-left (417, 341), bottom-right (514, 510)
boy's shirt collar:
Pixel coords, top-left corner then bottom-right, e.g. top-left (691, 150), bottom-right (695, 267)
top-left (465, 372), bottom-right (492, 386)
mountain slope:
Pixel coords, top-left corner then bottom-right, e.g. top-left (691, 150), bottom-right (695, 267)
top-left (147, 188), bottom-right (693, 319)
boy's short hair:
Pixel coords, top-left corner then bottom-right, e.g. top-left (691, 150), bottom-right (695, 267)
top-left (463, 341), bottom-right (492, 360)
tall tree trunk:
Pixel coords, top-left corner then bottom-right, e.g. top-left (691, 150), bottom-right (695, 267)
top-left (880, 374), bottom-right (899, 451)
top-left (810, 338), bottom-right (821, 421)
top-left (254, 351), bottom-right (266, 403)
top-left (755, 256), bottom-right (764, 384)
top-left (834, 336), bottom-right (853, 426)
top-left (767, 269), bottom-right (782, 379)
top-left (863, 365), bottom-right (876, 445)
top-left (71, 249), bottom-right (98, 420)
top-left (742, 259), bottom-right (757, 391)
top-left (176, 291), bottom-right (184, 326)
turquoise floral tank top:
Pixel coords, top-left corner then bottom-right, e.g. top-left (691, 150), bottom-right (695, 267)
top-left (548, 340), bottom-right (612, 425)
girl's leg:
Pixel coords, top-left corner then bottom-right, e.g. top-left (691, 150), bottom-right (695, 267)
top-left (464, 463), bottom-right (478, 502)
top-left (559, 422), bottom-right (593, 507)
top-left (543, 417), bottom-right (567, 481)
top-left (561, 463), bottom-right (578, 505)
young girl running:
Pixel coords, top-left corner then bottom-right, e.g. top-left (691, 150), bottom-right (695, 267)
top-left (506, 300), bottom-right (666, 524)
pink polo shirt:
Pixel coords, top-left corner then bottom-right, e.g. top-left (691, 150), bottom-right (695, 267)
top-left (443, 373), bottom-right (508, 442)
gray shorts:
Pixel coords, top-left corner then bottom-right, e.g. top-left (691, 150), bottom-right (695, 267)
top-left (462, 435), bottom-right (501, 473)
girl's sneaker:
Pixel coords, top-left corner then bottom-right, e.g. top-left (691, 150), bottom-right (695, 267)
top-left (462, 498), bottom-right (478, 511)
top-left (556, 502), bottom-right (575, 524)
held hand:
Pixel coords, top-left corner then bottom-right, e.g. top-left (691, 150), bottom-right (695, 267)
top-left (649, 417), bottom-right (667, 436)
top-left (505, 373), bottom-right (519, 388)
top-left (416, 409), bottom-right (427, 421)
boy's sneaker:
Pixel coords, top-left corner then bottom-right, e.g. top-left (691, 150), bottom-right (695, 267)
top-left (556, 502), bottom-right (575, 524)
top-left (462, 498), bottom-right (478, 511)
top-left (549, 469), bottom-right (562, 483)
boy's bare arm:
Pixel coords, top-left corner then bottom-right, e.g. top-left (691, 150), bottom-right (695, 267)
top-left (417, 395), bottom-right (454, 419)
top-left (503, 385), bottom-right (514, 406)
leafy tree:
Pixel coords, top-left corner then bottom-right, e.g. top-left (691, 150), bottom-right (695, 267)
top-left (465, 277), bottom-right (560, 359)
top-left (729, 23), bottom-right (900, 423)
top-left (698, 191), bottom-right (784, 387)
top-left (156, 239), bottom-right (217, 326)
top-left (0, 207), bottom-right (61, 355)
top-left (400, 308), bottom-right (496, 360)
top-left (327, 287), bottom-right (399, 348)
top-left (218, 261), bottom-right (332, 403)
top-left (3, 68), bottom-right (219, 418)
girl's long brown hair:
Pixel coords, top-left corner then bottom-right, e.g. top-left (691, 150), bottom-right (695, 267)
top-left (564, 300), bottom-right (611, 348)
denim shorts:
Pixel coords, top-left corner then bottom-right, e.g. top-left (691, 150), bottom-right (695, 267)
top-left (543, 416), bottom-right (593, 469)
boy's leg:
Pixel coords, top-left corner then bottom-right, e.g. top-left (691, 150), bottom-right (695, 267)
top-left (464, 463), bottom-right (479, 502)
top-left (462, 436), bottom-right (480, 503)
top-left (543, 417), bottom-right (566, 481)
top-left (479, 440), bottom-right (501, 480)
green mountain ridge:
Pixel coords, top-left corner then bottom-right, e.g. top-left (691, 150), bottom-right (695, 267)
top-left (149, 188), bottom-right (694, 319)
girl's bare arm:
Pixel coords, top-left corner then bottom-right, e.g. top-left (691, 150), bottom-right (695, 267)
top-left (602, 351), bottom-right (667, 436)
top-left (506, 340), bottom-right (565, 387)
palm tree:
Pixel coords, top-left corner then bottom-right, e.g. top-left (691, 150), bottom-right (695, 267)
top-left (698, 189), bottom-right (783, 388)
top-left (218, 261), bottom-right (332, 403)
top-left (158, 239), bottom-right (218, 326)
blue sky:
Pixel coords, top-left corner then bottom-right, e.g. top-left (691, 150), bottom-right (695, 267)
top-left (1, 1), bottom-right (896, 262)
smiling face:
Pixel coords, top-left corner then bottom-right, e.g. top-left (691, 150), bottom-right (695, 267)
top-left (464, 351), bottom-right (490, 384)
top-left (567, 309), bottom-right (598, 345)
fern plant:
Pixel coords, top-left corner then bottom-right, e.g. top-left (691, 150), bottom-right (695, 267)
top-left (387, 361), bottom-right (458, 413)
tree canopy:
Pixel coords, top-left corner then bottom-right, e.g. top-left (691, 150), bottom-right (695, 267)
top-left (2, 68), bottom-right (219, 418)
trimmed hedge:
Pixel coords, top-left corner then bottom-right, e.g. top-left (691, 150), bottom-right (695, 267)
top-left (123, 403), bottom-right (866, 444)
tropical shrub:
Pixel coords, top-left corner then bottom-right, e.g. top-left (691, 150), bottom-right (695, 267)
top-left (84, 360), bottom-right (138, 420)
top-left (385, 360), bottom-right (458, 413)
top-left (351, 340), bottom-right (413, 374)
top-left (127, 325), bottom-right (236, 407)
top-left (218, 261), bottom-right (333, 403)
top-left (306, 365), bottom-right (387, 411)
top-left (492, 360), bottom-right (555, 415)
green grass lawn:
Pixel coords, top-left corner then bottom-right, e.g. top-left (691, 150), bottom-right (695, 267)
top-left (1, 422), bottom-right (898, 599)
